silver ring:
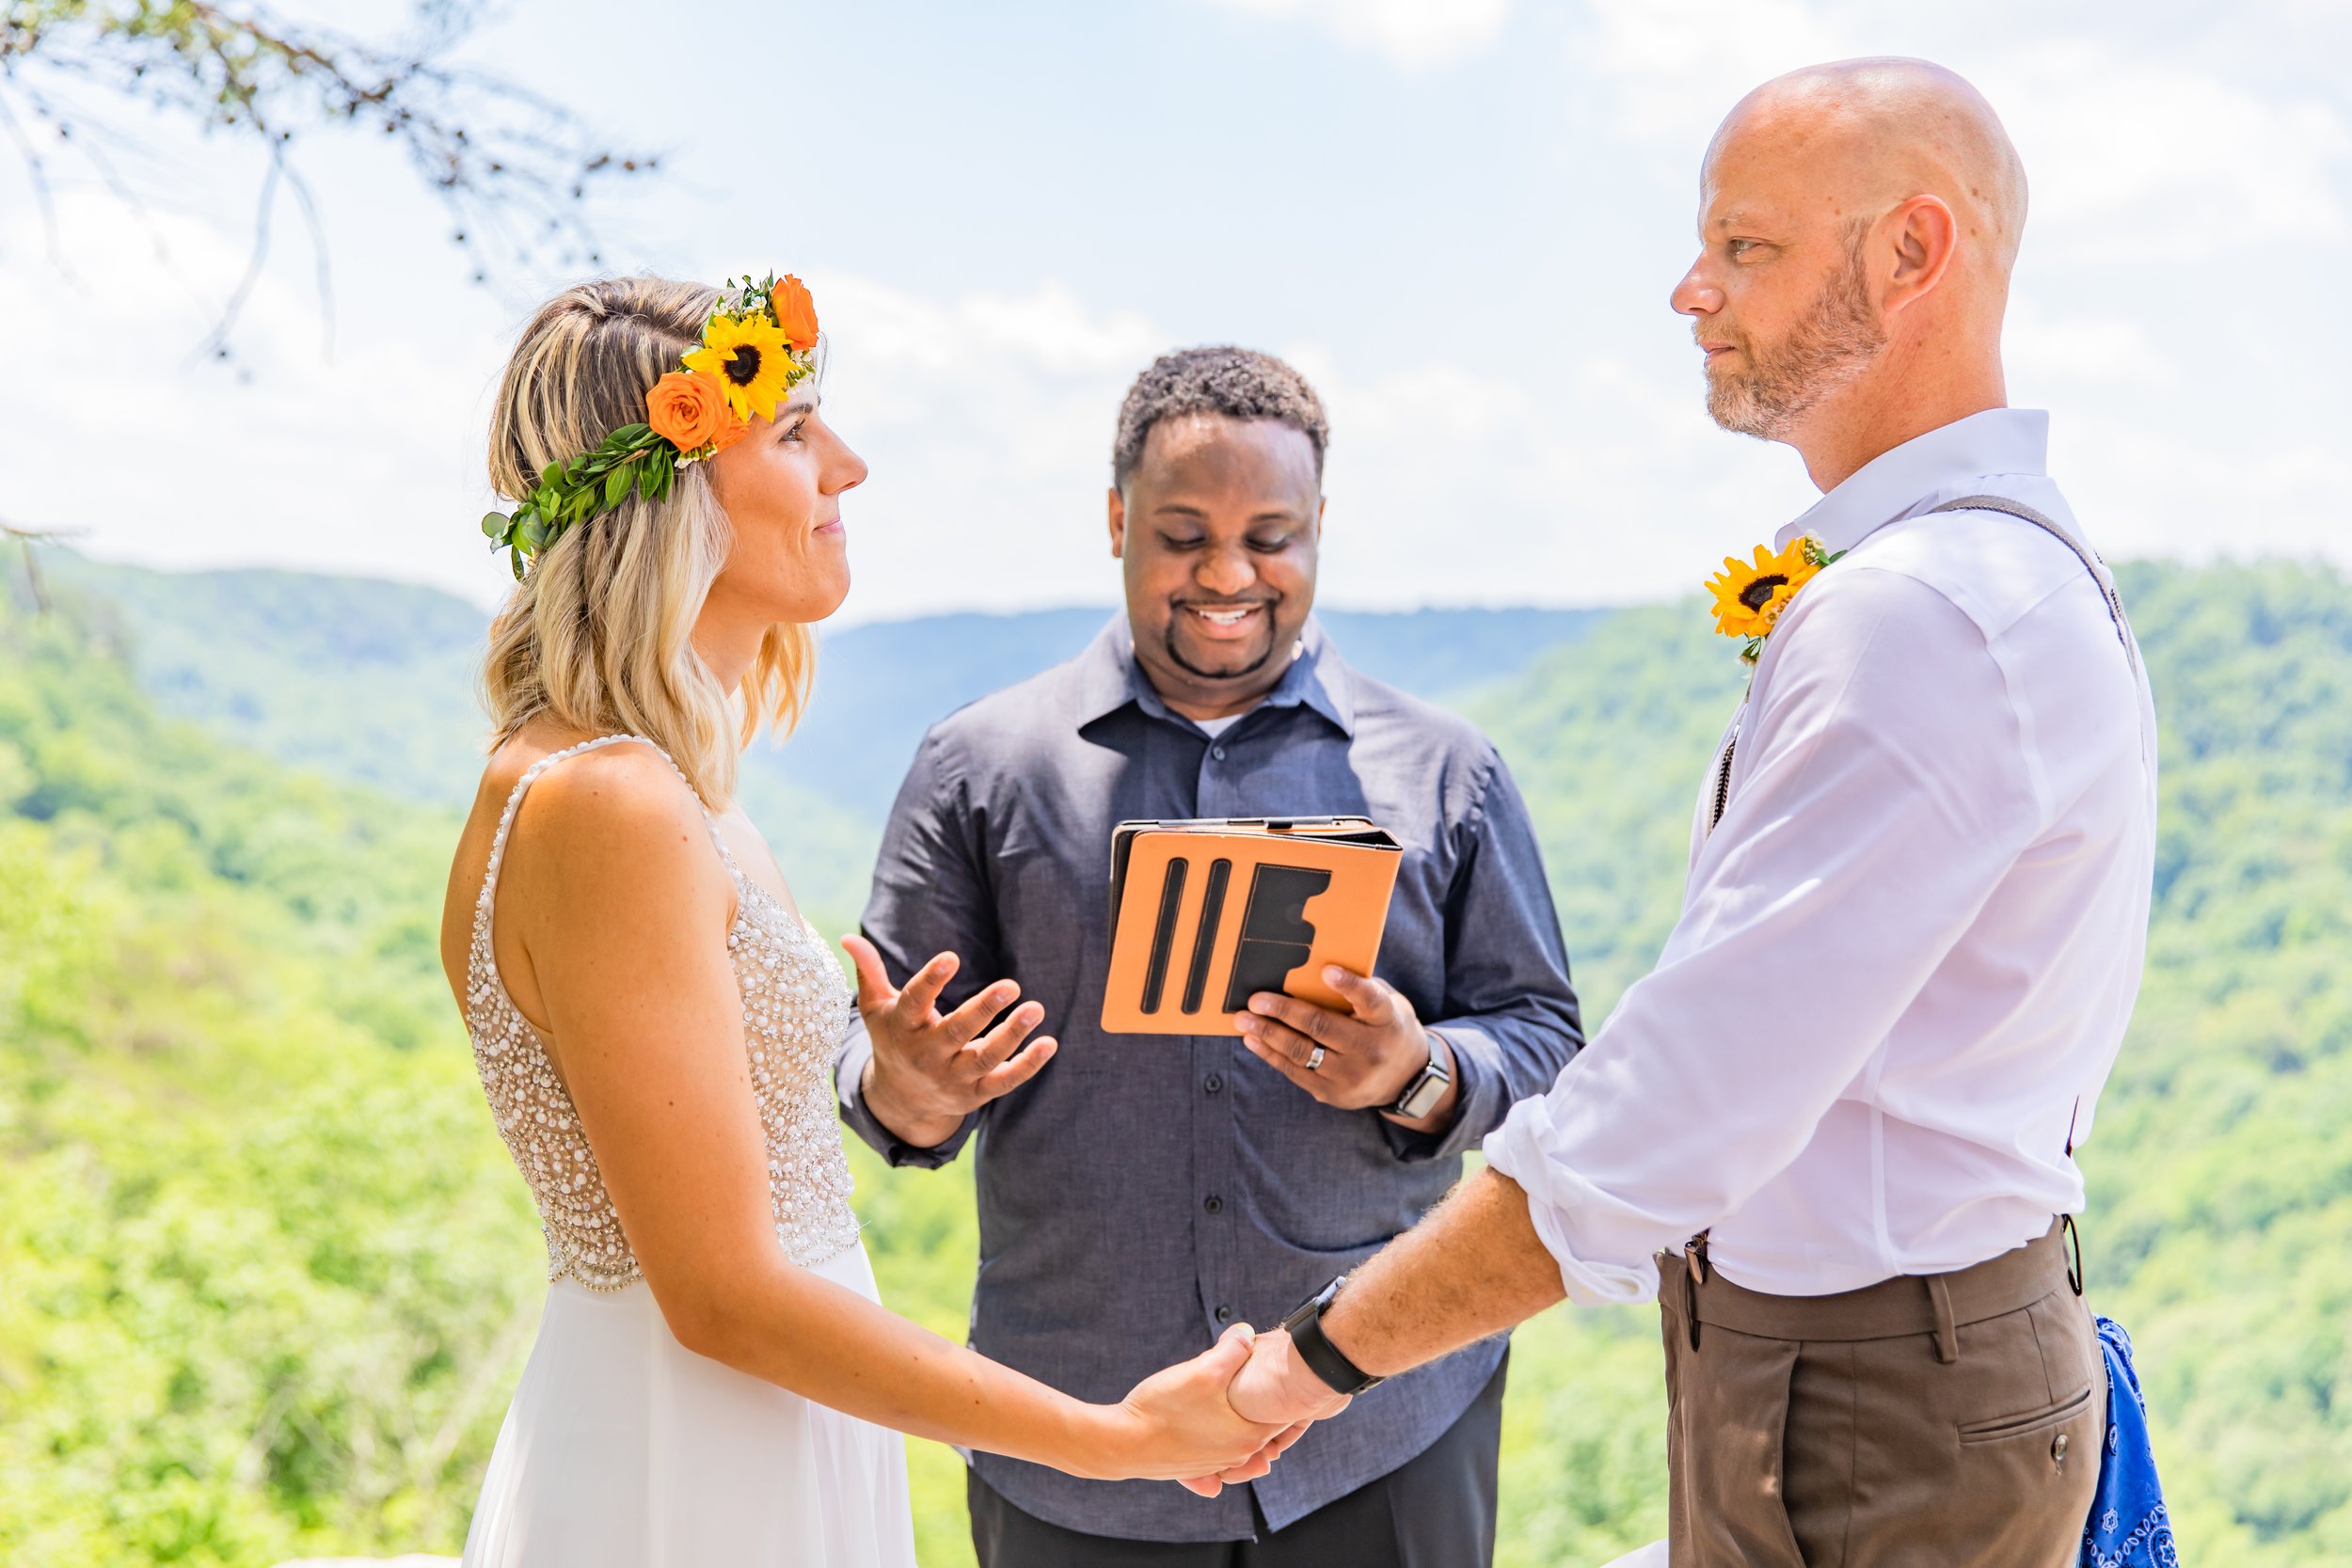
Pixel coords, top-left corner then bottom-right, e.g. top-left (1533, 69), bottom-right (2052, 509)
top-left (1305, 1045), bottom-right (1327, 1072)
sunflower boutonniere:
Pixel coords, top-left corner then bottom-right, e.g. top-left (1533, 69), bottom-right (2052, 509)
top-left (1705, 535), bottom-right (1846, 666)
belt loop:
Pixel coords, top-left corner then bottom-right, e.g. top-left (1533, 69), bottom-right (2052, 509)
top-left (2061, 1212), bottom-right (2085, 1297)
top-left (1927, 1273), bottom-right (1960, 1364)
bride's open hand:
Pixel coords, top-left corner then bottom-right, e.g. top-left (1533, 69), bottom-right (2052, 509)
top-left (1080, 1323), bottom-right (1311, 1493)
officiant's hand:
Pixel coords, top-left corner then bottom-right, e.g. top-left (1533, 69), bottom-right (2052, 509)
top-left (1233, 966), bottom-right (1460, 1132)
top-left (844, 935), bottom-right (1057, 1149)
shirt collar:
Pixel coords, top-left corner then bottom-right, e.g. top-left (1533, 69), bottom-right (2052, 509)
top-left (1775, 407), bottom-right (2052, 555)
top-left (1072, 612), bottom-right (1356, 737)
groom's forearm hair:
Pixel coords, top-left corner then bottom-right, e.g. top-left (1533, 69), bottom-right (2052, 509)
top-left (1321, 1167), bottom-right (1567, 1378)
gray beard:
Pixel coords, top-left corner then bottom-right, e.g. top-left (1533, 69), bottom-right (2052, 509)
top-left (1707, 249), bottom-right (1888, 441)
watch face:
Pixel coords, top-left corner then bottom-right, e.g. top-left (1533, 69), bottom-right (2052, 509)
top-left (1399, 1073), bottom-right (1446, 1118)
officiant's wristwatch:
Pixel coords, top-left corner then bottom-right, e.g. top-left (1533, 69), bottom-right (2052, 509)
top-left (1279, 1274), bottom-right (1386, 1397)
top-left (1389, 1031), bottom-right (1454, 1120)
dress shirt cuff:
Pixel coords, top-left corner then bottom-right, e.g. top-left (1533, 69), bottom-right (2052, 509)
top-left (1483, 1092), bottom-right (1662, 1307)
top-left (1377, 1023), bottom-right (1503, 1164)
top-left (833, 1019), bottom-right (979, 1169)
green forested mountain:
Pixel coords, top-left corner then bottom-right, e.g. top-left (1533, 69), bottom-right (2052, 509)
top-left (36, 553), bottom-right (1597, 927)
top-left (3, 548), bottom-right (2345, 1565)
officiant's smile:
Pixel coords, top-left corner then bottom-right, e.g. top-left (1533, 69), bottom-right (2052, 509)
top-left (1110, 401), bottom-right (1324, 717)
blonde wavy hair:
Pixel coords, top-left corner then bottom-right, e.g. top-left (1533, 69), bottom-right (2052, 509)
top-left (481, 276), bottom-right (813, 808)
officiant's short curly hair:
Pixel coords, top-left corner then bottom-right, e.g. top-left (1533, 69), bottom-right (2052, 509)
top-left (1112, 346), bottom-right (1329, 491)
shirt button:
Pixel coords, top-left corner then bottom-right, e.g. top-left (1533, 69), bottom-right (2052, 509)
top-left (1215, 1305), bottom-right (1232, 1323)
top-left (1204, 1195), bottom-right (1223, 1214)
top-left (1204, 1074), bottom-right (1223, 1094)
top-left (1211, 745), bottom-right (1227, 761)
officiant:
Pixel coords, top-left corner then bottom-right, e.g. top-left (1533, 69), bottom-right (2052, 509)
top-left (833, 345), bottom-right (1584, 1566)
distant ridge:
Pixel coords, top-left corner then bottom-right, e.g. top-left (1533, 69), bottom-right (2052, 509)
top-left (785, 605), bottom-right (1605, 813)
top-left (38, 550), bottom-right (1605, 821)
top-left (32, 550), bottom-right (1606, 920)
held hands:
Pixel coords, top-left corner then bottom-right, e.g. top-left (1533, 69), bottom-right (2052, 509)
top-left (1233, 965), bottom-right (1455, 1129)
top-left (1174, 1326), bottom-right (1354, 1497)
top-left (1230, 1326), bottom-right (1354, 1427)
top-left (1091, 1323), bottom-right (1311, 1495)
top-left (842, 935), bottom-right (1057, 1149)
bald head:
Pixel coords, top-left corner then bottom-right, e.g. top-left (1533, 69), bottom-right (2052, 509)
top-left (1672, 58), bottom-right (2026, 485)
top-left (1713, 57), bottom-right (2027, 275)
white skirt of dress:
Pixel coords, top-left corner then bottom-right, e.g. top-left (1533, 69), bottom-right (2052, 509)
top-left (461, 1241), bottom-right (918, 1568)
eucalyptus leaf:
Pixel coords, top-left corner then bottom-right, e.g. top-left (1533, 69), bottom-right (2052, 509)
top-left (480, 511), bottom-right (510, 540)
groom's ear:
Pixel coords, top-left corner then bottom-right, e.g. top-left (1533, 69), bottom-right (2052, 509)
top-left (1107, 484), bottom-right (1127, 559)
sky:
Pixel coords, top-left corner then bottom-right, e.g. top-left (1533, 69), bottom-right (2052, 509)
top-left (4, 0), bottom-right (2347, 622)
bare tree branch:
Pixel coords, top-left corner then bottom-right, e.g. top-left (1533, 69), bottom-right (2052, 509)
top-left (1, 0), bottom-right (654, 360)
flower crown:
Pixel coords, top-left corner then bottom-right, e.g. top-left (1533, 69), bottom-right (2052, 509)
top-left (481, 272), bottom-right (821, 578)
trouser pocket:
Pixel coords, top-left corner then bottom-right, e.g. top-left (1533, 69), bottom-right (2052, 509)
top-left (1958, 1381), bottom-right (2097, 1446)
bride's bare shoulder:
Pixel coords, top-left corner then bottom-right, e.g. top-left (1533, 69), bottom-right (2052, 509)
top-left (488, 736), bottom-right (711, 871)
top-left (447, 733), bottom-right (724, 945)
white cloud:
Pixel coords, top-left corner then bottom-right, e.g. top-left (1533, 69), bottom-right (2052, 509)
top-left (1580, 0), bottom-right (1852, 147)
top-left (1988, 42), bottom-right (2352, 262)
top-left (1194, 0), bottom-right (1512, 69)
top-left (1576, 0), bottom-right (2352, 262)
top-left (811, 277), bottom-right (1168, 617)
top-left (2003, 294), bottom-right (2182, 392)
top-left (1283, 342), bottom-right (1817, 610)
top-left (0, 191), bottom-right (509, 604)
top-left (2058, 411), bottom-right (2347, 565)
top-left (825, 280), bottom-right (1811, 622)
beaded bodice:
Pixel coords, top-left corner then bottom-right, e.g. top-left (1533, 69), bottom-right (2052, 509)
top-left (464, 735), bottom-right (863, 1291)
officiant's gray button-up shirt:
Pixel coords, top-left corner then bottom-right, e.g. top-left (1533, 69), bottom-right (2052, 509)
top-left (835, 614), bottom-right (1583, 1542)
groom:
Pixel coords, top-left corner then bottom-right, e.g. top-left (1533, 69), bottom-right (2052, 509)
top-left (835, 345), bottom-right (1584, 1563)
top-left (1229, 58), bottom-right (2159, 1568)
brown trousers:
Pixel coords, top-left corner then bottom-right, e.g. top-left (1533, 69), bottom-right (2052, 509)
top-left (1659, 1224), bottom-right (2103, 1567)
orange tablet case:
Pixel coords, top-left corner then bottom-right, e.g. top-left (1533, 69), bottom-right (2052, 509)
top-left (1100, 816), bottom-right (1403, 1036)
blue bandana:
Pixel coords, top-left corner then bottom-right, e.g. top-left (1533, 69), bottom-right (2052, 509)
top-left (2081, 1316), bottom-right (2176, 1567)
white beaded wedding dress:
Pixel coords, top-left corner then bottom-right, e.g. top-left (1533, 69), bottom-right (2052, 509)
top-left (457, 735), bottom-right (917, 1568)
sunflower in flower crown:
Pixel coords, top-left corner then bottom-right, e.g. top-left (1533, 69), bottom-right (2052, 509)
top-left (1705, 537), bottom-right (1828, 644)
top-left (684, 313), bottom-right (799, 422)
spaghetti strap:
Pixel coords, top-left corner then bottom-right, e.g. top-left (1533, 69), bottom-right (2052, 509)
top-left (470, 735), bottom-right (741, 1008)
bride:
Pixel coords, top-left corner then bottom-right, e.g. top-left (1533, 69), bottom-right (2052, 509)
top-left (438, 273), bottom-right (1304, 1566)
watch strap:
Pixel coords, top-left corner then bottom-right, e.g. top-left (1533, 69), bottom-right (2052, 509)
top-left (1281, 1275), bottom-right (1385, 1396)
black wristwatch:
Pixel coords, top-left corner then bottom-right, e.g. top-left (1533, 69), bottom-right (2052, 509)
top-left (1279, 1274), bottom-right (1385, 1396)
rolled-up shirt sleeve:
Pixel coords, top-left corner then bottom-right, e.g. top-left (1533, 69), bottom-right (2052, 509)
top-left (1484, 568), bottom-right (2042, 1304)
top-left (834, 727), bottom-right (1001, 1168)
top-left (1383, 750), bottom-right (1586, 1163)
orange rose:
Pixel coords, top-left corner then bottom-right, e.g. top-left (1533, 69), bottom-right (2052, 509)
top-left (770, 274), bottom-right (820, 351)
top-left (645, 370), bottom-right (731, 451)
top-left (708, 404), bottom-right (751, 453)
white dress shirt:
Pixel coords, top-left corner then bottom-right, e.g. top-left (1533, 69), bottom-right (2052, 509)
top-left (1486, 408), bottom-right (2159, 1300)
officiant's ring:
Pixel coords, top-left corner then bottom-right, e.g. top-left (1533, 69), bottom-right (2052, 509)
top-left (1305, 1046), bottom-right (1327, 1072)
